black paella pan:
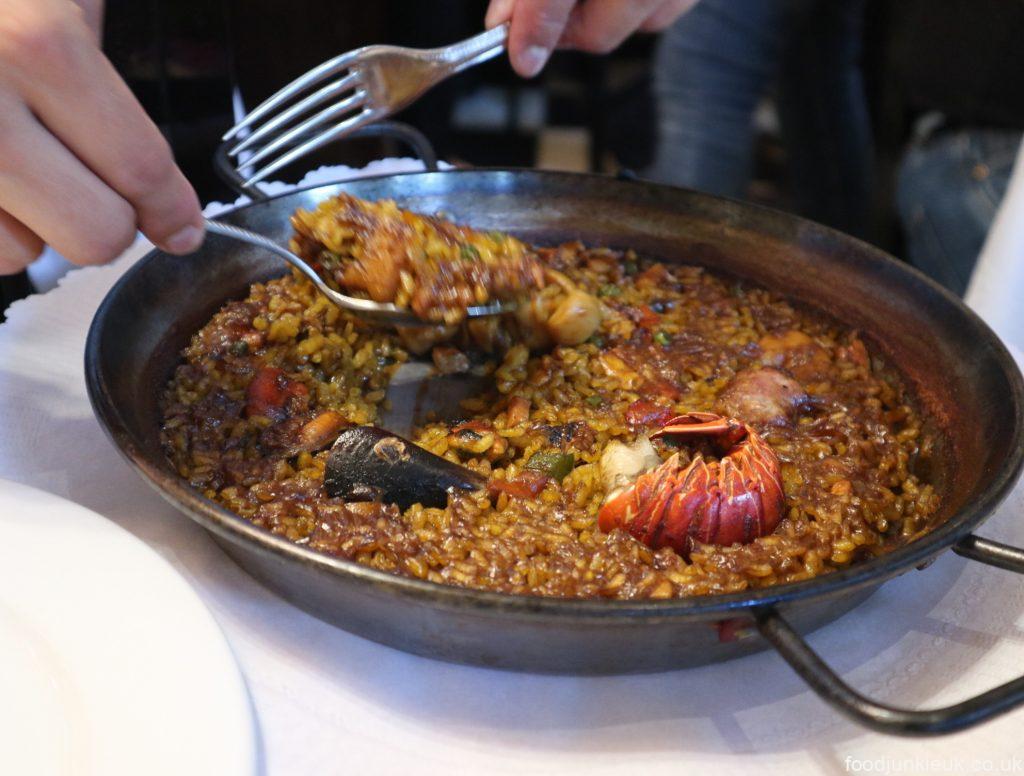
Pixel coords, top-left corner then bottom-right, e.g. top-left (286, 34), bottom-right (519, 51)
top-left (85, 166), bottom-right (1024, 736)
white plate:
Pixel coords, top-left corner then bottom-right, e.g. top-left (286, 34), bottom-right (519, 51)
top-left (0, 480), bottom-right (256, 776)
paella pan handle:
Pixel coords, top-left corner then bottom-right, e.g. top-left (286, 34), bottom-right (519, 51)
top-left (952, 534), bottom-right (1024, 572)
top-left (212, 120), bottom-right (440, 202)
top-left (756, 533), bottom-right (1024, 736)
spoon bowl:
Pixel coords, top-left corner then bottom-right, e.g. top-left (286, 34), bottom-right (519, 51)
top-left (203, 218), bottom-right (515, 327)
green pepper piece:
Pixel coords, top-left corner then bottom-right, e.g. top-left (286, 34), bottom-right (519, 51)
top-left (586, 395), bottom-right (603, 407)
top-left (459, 244), bottom-right (481, 262)
top-left (598, 284), bottom-right (622, 298)
top-left (653, 330), bottom-right (671, 347)
top-left (525, 451), bottom-right (576, 481)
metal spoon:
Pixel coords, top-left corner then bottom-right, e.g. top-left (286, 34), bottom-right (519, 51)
top-left (203, 218), bottom-right (514, 328)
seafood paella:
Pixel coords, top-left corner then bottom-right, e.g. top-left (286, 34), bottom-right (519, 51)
top-left (161, 194), bottom-right (940, 600)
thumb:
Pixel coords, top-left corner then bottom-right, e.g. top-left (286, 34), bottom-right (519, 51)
top-left (506, 0), bottom-right (576, 78)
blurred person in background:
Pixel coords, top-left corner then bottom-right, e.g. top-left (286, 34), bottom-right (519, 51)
top-left (644, 0), bottom-right (872, 239)
top-left (646, 0), bottom-right (1023, 297)
top-left (891, 0), bottom-right (1024, 296)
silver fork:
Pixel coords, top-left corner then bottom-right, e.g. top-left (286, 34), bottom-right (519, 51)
top-left (203, 219), bottom-right (513, 327)
top-left (223, 24), bottom-right (509, 186)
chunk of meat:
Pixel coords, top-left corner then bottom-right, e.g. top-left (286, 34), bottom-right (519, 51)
top-left (297, 411), bottom-right (348, 452)
top-left (513, 269), bottom-right (602, 349)
top-left (448, 420), bottom-right (508, 461)
top-left (506, 396), bottom-right (531, 426)
top-left (599, 436), bottom-right (660, 495)
top-left (545, 285), bottom-right (602, 346)
top-left (716, 367), bottom-right (808, 426)
top-left (625, 400), bottom-right (676, 431)
top-left (758, 330), bottom-right (832, 382)
top-left (260, 412), bottom-right (344, 455)
top-left (432, 346), bottom-right (470, 375)
top-left (609, 346), bottom-right (682, 400)
top-left (532, 421), bottom-right (596, 452)
top-left (839, 336), bottom-right (870, 370)
top-left (245, 367), bottom-right (309, 420)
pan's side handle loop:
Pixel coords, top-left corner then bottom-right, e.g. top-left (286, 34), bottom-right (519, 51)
top-left (213, 120), bottom-right (439, 202)
top-left (952, 534), bottom-right (1024, 572)
top-left (350, 122), bottom-right (439, 172)
top-left (757, 533), bottom-right (1024, 736)
top-left (213, 142), bottom-right (266, 201)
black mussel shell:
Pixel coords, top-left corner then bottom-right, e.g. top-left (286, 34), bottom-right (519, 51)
top-left (324, 426), bottom-right (486, 510)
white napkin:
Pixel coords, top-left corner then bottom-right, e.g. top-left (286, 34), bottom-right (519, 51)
top-left (3, 161), bottom-right (1024, 775)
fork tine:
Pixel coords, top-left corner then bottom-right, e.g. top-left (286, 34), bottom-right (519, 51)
top-left (222, 50), bottom-right (358, 141)
top-left (228, 71), bottom-right (362, 157)
top-left (242, 109), bottom-right (378, 186)
top-left (237, 90), bottom-right (369, 170)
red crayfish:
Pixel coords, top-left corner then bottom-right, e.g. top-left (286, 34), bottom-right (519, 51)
top-left (597, 412), bottom-right (784, 557)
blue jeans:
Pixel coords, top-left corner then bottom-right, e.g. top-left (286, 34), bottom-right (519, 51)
top-left (896, 128), bottom-right (1022, 296)
top-left (646, 0), bottom-right (872, 238)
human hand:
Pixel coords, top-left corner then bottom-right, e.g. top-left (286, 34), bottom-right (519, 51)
top-left (486, 0), bottom-right (700, 78)
top-left (0, 0), bottom-right (204, 275)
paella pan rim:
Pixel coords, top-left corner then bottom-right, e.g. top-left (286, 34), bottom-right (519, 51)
top-left (85, 168), bottom-right (1024, 622)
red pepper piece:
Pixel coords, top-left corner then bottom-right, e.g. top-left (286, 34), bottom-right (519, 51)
top-left (245, 366), bottom-right (308, 419)
top-left (635, 305), bottom-right (660, 330)
top-left (488, 469), bottom-right (550, 500)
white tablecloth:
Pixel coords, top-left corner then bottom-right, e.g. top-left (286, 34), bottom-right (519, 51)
top-left (3, 159), bottom-right (1024, 775)
top-left (967, 139), bottom-right (1024, 348)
